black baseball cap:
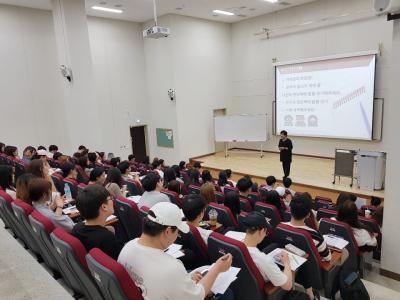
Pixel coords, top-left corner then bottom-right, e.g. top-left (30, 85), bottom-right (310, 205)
top-left (242, 211), bottom-right (268, 231)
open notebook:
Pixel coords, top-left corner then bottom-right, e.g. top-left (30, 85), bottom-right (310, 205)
top-left (266, 248), bottom-right (307, 272)
top-left (323, 234), bottom-right (349, 251)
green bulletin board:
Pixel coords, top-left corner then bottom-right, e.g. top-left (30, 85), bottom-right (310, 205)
top-left (156, 128), bottom-right (174, 148)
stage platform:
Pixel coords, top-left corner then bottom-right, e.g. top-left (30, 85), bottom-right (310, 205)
top-left (190, 149), bottom-right (385, 202)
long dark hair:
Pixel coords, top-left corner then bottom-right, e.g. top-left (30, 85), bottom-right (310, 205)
top-left (337, 200), bottom-right (373, 234)
top-left (190, 169), bottom-right (200, 184)
top-left (218, 171), bottom-right (228, 186)
top-left (105, 167), bottom-right (123, 188)
top-left (0, 165), bottom-right (14, 190)
top-left (28, 159), bottom-right (45, 178)
top-left (163, 168), bottom-right (176, 187)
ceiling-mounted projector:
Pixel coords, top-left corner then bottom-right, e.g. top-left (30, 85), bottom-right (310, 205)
top-left (374, 0), bottom-right (400, 15)
top-left (143, 26), bottom-right (170, 39)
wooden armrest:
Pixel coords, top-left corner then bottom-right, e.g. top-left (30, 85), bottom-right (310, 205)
top-left (321, 250), bottom-right (342, 271)
top-left (264, 282), bottom-right (279, 295)
top-left (106, 218), bottom-right (119, 226)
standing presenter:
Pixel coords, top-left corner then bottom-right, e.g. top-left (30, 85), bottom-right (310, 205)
top-left (278, 130), bottom-right (293, 178)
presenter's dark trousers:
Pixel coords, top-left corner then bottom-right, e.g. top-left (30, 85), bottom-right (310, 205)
top-left (282, 161), bottom-right (291, 178)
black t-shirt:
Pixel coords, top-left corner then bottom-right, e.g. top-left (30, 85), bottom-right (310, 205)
top-left (72, 222), bottom-right (123, 260)
top-left (278, 138), bottom-right (293, 162)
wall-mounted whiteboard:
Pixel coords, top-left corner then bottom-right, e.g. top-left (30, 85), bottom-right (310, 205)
top-left (214, 114), bottom-right (268, 142)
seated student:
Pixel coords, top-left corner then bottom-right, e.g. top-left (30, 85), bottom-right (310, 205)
top-left (110, 157), bottom-right (120, 168)
top-left (52, 151), bottom-right (64, 165)
top-left (138, 172), bottom-right (170, 208)
top-left (201, 170), bottom-right (213, 185)
top-left (62, 162), bottom-right (78, 183)
top-left (179, 160), bottom-right (187, 172)
top-left (22, 146), bottom-right (36, 165)
top-left (237, 177), bottom-right (253, 210)
top-left (171, 165), bottom-right (185, 185)
top-left (283, 177), bottom-right (295, 197)
top-left (152, 159), bottom-right (164, 178)
top-left (266, 190), bottom-right (285, 218)
top-left (104, 167), bottom-right (126, 199)
top-left (72, 185), bottom-right (123, 260)
top-left (285, 194), bottom-right (331, 300)
top-left (0, 142), bottom-right (5, 154)
top-left (264, 176), bottom-right (277, 191)
top-left (167, 180), bottom-right (184, 199)
top-left (77, 155), bottom-right (90, 177)
top-left (193, 161), bottom-right (202, 172)
top-left (78, 145), bottom-right (87, 154)
top-left (372, 206), bottom-right (383, 228)
top-left (217, 171), bottom-right (230, 192)
top-left (200, 182), bottom-right (216, 204)
top-left (336, 192), bottom-right (356, 208)
top-left (189, 168), bottom-right (202, 186)
top-left (285, 194), bottom-right (331, 261)
top-left (224, 191), bottom-right (241, 219)
top-left (127, 154), bottom-right (135, 164)
top-left (336, 200), bottom-right (377, 249)
top-left (4, 145), bottom-right (19, 159)
top-left (48, 145), bottom-right (59, 158)
top-left (118, 202), bottom-right (233, 300)
top-left (0, 165), bottom-right (17, 199)
top-left (16, 173), bottom-right (36, 203)
top-left (88, 167), bottom-right (106, 186)
top-left (224, 169), bottom-right (236, 186)
top-left (163, 168), bottom-right (177, 188)
top-left (118, 160), bottom-right (133, 181)
top-left (242, 212), bottom-right (292, 291)
top-left (29, 159), bottom-right (57, 192)
top-left (182, 194), bottom-right (212, 244)
top-left (87, 152), bottom-right (97, 169)
top-left (370, 196), bottom-right (381, 208)
top-left (29, 178), bottom-right (74, 232)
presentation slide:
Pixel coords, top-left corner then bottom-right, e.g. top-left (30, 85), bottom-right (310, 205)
top-left (276, 54), bottom-right (376, 140)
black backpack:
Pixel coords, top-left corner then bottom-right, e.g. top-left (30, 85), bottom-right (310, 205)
top-left (335, 270), bottom-right (370, 300)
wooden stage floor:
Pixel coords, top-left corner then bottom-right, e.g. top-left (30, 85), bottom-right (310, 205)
top-left (190, 150), bottom-right (385, 201)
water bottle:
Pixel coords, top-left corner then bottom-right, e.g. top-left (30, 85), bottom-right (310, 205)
top-left (208, 208), bottom-right (218, 226)
top-left (64, 183), bottom-right (72, 203)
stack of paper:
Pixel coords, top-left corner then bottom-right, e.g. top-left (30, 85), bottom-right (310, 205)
top-left (106, 215), bottom-right (117, 222)
top-left (127, 195), bottom-right (141, 204)
top-left (62, 206), bottom-right (78, 215)
top-left (211, 266), bottom-right (240, 294)
top-left (164, 244), bottom-right (185, 259)
top-left (266, 248), bottom-right (307, 271)
top-left (323, 234), bottom-right (349, 250)
top-left (225, 231), bottom-right (246, 242)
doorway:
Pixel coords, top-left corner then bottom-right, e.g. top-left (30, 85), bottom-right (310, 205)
top-left (130, 125), bottom-right (148, 162)
top-left (213, 108), bottom-right (227, 153)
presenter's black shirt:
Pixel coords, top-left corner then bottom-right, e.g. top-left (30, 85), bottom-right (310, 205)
top-left (279, 138), bottom-right (293, 162)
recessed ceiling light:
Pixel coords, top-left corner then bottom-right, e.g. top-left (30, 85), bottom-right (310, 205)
top-left (91, 6), bottom-right (123, 13)
top-left (212, 9), bottom-right (235, 16)
top-left (264, 0), bottom-right (279, 3)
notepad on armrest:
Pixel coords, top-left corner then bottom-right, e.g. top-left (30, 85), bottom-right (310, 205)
top-left (266, 248), bottom-right (307, 272)
top-left (62, 206), bottom-right (78, 215)
top-left (106, 215), bottom-right (117, 222)
top-left (211, 265), bottom-right (240, 294)
top-left (225, 231), bottom-right (246, 242)
top-left (164, 244), bottom-right (184, 259)
top-left (323, 234), bottom-right (349, 250)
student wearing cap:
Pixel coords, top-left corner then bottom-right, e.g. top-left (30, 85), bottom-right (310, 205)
top-left (118, 202), bottom-right (234, 300)
top-left (242, 212), bottom-right (293, 290)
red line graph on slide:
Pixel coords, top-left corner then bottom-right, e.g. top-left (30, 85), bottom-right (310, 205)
top-left (332, 86), bottom-right (366, 109)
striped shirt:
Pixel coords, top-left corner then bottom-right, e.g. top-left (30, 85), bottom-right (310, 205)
top-left (283, 222), bottom-right (331, 261)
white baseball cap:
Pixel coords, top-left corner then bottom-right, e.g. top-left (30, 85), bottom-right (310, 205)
top-left (37, 149), bottom-right (48, 157)
top-left (275, 186), bottom-right (286, 197)
top-left (147, 202), bottom-right (189, 233)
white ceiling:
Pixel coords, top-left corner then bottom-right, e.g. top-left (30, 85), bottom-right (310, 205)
top-left (0, 0), bottom-right (317, 23)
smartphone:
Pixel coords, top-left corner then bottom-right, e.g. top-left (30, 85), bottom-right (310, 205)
top-left (344, 272), bottom-right (358, 286)
top-left (200, 269), bottom-right (209, 276)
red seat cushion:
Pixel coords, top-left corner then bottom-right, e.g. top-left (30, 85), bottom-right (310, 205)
top-left (89, 248), bottom-right (143, 300)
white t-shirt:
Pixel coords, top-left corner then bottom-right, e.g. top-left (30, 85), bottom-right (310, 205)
top-left (247, 247), bottom-right (288, 287)
top-left (352, 228), bottom-right (377, 247)
top-left (197, 227), bottom-right (212, 245)
top-left (118, 238), bottom-right (205, 300)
